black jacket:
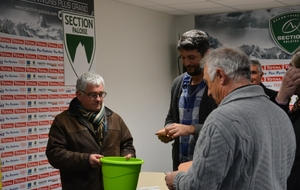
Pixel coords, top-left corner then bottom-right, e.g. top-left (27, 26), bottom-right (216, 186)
top-left (270, 91), bottom-right (299, 190)
top-left (287, 108), bottom-right (300, 190)
top-left (165, 73), bottom-right (217, 171)
top-left (260, 82), bottom-right (278, 98)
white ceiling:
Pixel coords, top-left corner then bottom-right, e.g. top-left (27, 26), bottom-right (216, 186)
top-left (112, 0), bottom-right (300, 15)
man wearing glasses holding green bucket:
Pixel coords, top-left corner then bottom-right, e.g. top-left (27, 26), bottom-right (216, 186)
top-left (46, 71), bottom-right (139, 190)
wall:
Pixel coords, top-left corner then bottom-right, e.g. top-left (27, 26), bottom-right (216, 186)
top-left (94, 0), bottom-right (177, 172)
top-left (174, 15), bottom-right (195, 74)
top-left (94, 1), bottom-right (299, 175)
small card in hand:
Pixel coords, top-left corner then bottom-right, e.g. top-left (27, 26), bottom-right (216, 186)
top-left (155, 128), bottom-right (167, 136)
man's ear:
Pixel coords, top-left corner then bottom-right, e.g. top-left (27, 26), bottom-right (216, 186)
top-left (260, 71), bottom-right (264, 77)
top-left (216, 68), bottom-right (226, 85)
top-left (76, 90), bottom-right (82, 101)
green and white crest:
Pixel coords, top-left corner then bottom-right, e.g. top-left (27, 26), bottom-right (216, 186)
top-left (269, 11), bottom-right (300, 55)
top-left (63, 12), bottom-right (95, 78)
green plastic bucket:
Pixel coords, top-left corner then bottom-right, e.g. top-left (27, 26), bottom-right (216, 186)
top-left (100, 156), bottom-right (144, 190)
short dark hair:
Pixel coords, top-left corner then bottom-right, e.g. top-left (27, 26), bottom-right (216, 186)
top-left (177, 29), bottom-right (210, 57)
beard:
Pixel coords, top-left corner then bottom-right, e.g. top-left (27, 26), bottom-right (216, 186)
top-left (185, 65), bottom-right (202, 76)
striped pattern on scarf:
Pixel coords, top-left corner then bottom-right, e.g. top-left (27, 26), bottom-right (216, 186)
top-left (78, 103), bottom-right (106, 147)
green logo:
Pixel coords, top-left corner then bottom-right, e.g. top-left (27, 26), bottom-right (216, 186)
top-left (63, 12), bottom-right (95, 77)
top-left (269, 11), bottom-right (300, 55)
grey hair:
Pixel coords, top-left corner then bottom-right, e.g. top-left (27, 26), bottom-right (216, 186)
top-left (249, 59), bottom-right (263, 73)
top-left (76, 71), bottom-right (105, 91)
top-left (200, 46), bottom-right (251, 82)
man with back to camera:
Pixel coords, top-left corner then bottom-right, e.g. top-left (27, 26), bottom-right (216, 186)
top-left (157, 29), bottom-right (217, 171)
top-left (165, 46), bottom-right (296, 190)
top-left (46, 71), bottom-right (136, 190)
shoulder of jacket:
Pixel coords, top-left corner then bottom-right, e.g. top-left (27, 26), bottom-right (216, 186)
top-left (105, 106), bottom-right (114, 117)
top-left (172, 73), bottom-right (185, 86)
top-left (174, 73), bottom-right (185, 81)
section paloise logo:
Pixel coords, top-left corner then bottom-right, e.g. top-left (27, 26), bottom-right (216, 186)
top-left (269, 10), bottom-right (300, 55)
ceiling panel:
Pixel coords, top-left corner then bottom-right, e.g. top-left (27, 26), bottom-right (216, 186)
top-left (114, 0), bottom-right (300, 15)
top-left (166, 2), bottom-right (227, 10)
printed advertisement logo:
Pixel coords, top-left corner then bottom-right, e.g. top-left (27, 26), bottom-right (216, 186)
top-left (269, 10), bottom-right (300, 55)
top-left (63, 12), bottom-right (95, 77)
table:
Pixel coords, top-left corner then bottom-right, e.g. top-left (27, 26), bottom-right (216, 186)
top-left (137, 172), bottom-right (168, 190)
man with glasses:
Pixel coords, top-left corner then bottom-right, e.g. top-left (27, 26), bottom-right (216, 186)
top-left (250, 59), bottom-right (278, 98)
top-left (250, 59), bottom-right (289, 112)
top-left (46, 71), bottom-right (136, 190)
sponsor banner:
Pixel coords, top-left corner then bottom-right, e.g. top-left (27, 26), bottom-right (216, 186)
top-left (1, 142), bottom-right (27, 151)
top-left (1, 183), bottom-right (27, 190)
top-left (0, 114), bottom-right (28, 122)
top-left (0, 87), bottom-right (27, 95)
top-left (0, 128), bottom-right (28, 137)
top-left (1, 154), bottom-right (28, 167)
top-left (2, 168), bottom-right (27, 181)
top-left (0, 0), bottom-right (94, 188)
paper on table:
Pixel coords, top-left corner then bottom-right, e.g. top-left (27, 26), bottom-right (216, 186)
top-left (137, 186), bottom-right (161, 190)
top-left (178, 161), bottom-right (192, 172)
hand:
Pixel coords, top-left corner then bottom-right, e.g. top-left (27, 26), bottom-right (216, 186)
top-left (165, 171), bottom-right (180, 190)
top-left (165, 123), bottom-right (195, 138)
top-left (124, 154), bottom-right (132, 160)
top-left (276, 67), bottom-right (300, 103)
top-left (89, 154), bottom-right (103, 168)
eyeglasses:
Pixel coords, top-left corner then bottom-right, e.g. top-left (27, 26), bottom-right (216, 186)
top-left (80, 90), bottom-right (107, 99)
